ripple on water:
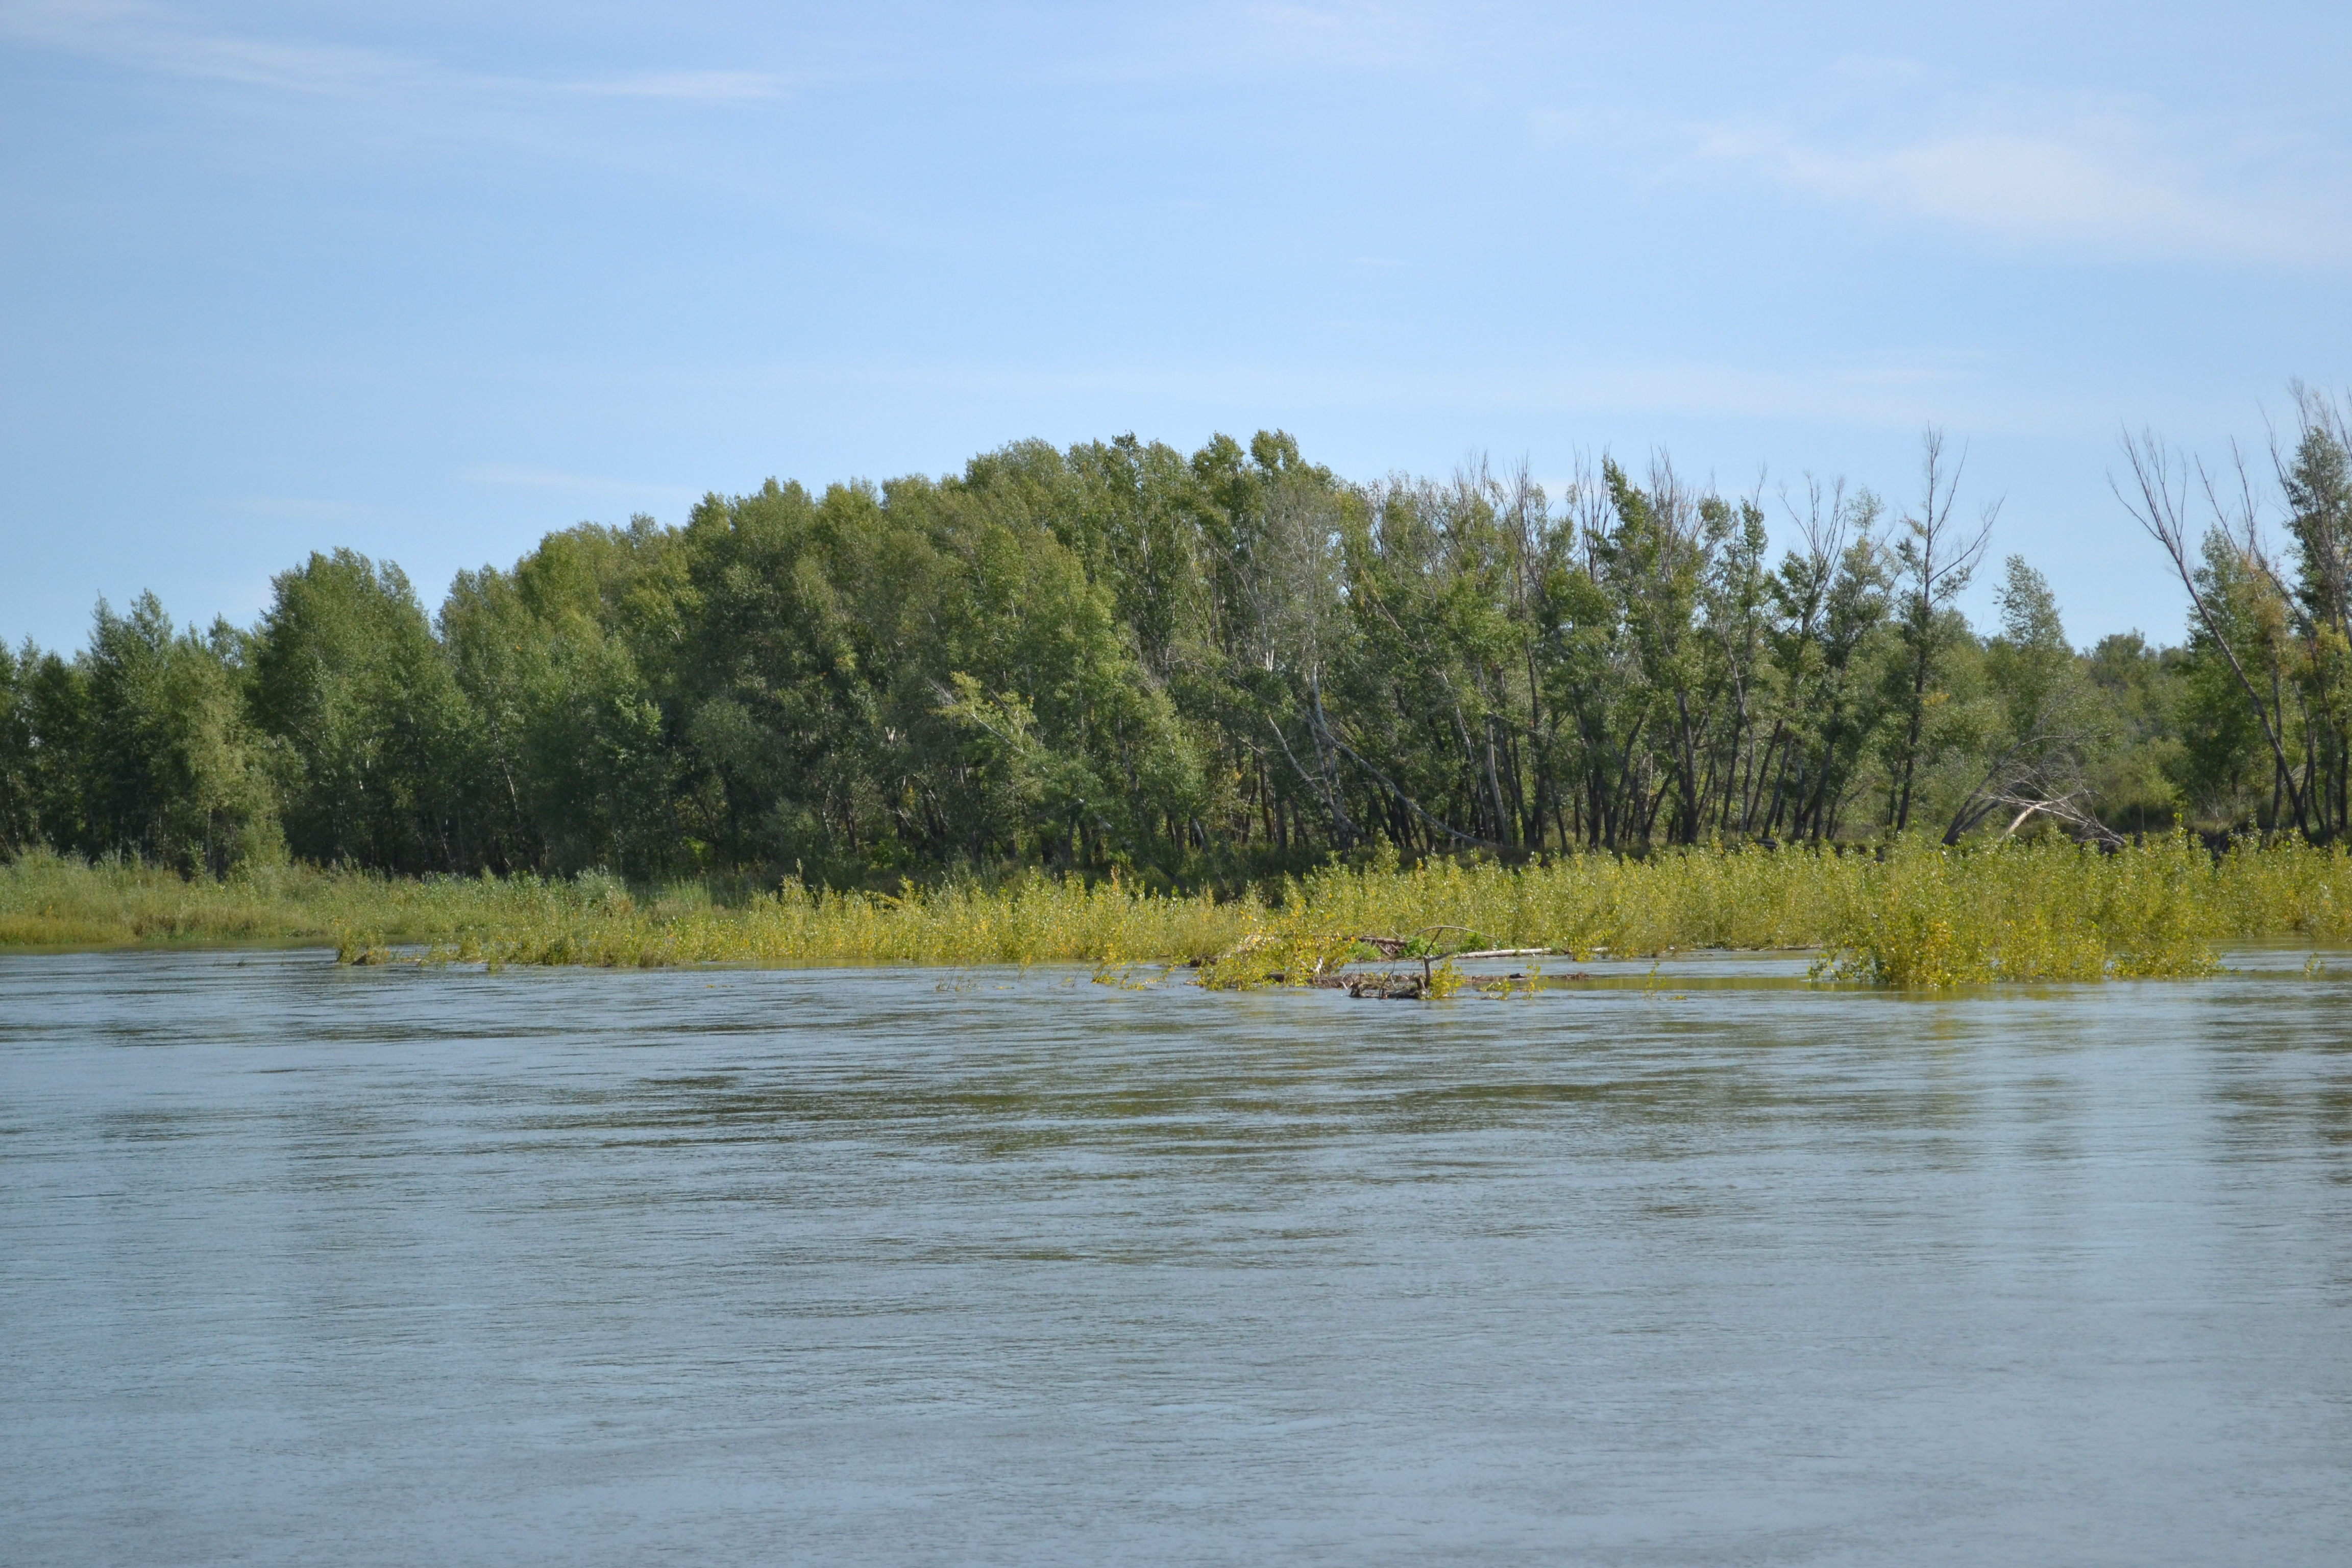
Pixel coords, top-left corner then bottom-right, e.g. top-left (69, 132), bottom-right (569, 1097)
top-left (2, 947), bottom-right (2349, 1565)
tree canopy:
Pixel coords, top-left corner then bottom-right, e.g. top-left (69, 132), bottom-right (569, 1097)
top-left (8, 419), bottom-right (2347, 883)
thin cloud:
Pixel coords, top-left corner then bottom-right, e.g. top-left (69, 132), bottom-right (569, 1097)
top-left (0, 0), bottom-right (790, 104)
top-left (2, 0), bottom-right (412, 96)
top-left (561, 70), bottom-right (784, 105)
top-left (1676, 88), bottom-right (2352, 268)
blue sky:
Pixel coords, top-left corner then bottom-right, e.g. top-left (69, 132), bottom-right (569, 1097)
top-left (5, 1), bottom-right (2348, 652)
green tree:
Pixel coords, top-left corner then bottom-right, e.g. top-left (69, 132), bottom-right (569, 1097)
top-left (250, 550), bottom-right (476, 869)
top-left (2278, 391), bottom-right (2351, 835)
top-left (1941, 558), bottom-right (2111, 843)
top-left (442, 519), bottom-right (680, 875)
top-left (2082, 631), bottom-right (2188, 834)
top-left (2173, 533), bottom-right (2285, 825)
top-left (0, 642), bottom-right (40, 852)
top-left (1756, 479), bottom-right (1888, 842)
top-left (80, 595), bottom-right (281, 872)
top-left (1887, 429), bottom-right (1995, 831)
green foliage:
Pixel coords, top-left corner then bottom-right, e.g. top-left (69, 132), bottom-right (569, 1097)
top-left (1, 601), bottom-right (279, 872)
top-left (1811, 833), bottom-right (2224, 986)
top-left (2127, 390), bottom-right (2352, 840)
top-left (82, 595), bottom-right (281, 874)
top-left (2082, 633), bottom-right (2187, 833)
top-left (11, 421), bottom-right (2352, 893)
top-left (10, 838), bottom-right (2345, 989)
top-left (250, 550), bottom-right (474, 870)
top-left (0, 642), bottom-right (41, 852)
top-left (440, 519), bottom-right (680, 875)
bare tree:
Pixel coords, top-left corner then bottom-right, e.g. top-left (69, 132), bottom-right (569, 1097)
top-left (2113, 428), bottom-right (2307, 831)
top-left (2272, 385), bottom-right (2352, 835)
top-left (1890, 428), bottom-right (1997, 832)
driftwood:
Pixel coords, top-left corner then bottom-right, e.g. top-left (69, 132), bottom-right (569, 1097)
top-left (1194, 924), bottom-right (1572, 999)
top-left (1993, 789), bottom-right (2126, 849)
top-left (1343, 970), bottom-right (1430, 1000)
top-left (1350, 925), bottom-right (1561, 961)
top-left (1335, 962), bottom-right (1580, 999)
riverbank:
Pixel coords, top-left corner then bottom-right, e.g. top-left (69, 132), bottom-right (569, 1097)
top-left (6, 836), bottom-right (2348, 986)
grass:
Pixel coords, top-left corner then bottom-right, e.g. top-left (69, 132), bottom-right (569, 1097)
top-left (4, 835), bottom-right (2348, 987)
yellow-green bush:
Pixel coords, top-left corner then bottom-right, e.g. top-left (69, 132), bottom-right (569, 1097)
top-left (2211, 836), bottom-right (2352, 943)
top-left (1806, 832), bottom-right (2221, 985)
top-left (7, 833), bottom-right (2350, 986)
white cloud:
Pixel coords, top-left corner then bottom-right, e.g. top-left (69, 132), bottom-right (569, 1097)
top-left (1674, 86), bottom-right (2352, 268)
top-left (562, 70), bottom-right (783, 105)
top-left (1, 0), bottom-right (405, 95)
top-left (0, 0), bottom-right (788, 104)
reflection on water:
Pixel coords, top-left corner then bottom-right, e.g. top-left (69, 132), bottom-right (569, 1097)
top-left (4, 949), bottom-right (2349, 1565)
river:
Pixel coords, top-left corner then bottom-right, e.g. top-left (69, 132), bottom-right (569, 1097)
top-left (4, 948), bottom-right (2348, 1564)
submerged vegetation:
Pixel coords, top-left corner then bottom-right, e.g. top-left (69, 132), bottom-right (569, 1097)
top-left (5, 835), bottom-right (2346, 988)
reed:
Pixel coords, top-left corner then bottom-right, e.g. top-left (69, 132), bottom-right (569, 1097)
top-left (5, 835), bottom-right (2348, 986)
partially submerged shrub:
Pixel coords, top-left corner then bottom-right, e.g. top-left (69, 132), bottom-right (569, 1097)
top-left (1811, 831), bottom-right (2223, 985)
top-left (6, 832), bottom-right (2348, 987)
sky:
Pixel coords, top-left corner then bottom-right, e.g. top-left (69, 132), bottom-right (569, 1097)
top-left (4, 1), bottom-right (2349, 653)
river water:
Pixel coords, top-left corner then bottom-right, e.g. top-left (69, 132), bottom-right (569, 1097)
top-left (3, 948), bottom-right (2348, 1565)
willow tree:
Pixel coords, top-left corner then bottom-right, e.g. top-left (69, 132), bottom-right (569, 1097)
top-left (1888, 429), bottom-right (1996, 832)
top-left (2276, 387), bottom-right (2351, 835)
top-left (2118, 414), bottom-right (2336, 836)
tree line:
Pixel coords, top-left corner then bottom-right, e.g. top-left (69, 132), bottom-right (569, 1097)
top-left (5, 405), bottom-right (2349, 885)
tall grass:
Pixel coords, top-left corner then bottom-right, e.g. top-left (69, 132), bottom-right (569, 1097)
top-left (0, 849), bottom-right (648, 951)
top-left (5, 835), bottom-right (2348, 985)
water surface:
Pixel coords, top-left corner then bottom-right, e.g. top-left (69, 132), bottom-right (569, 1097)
top-left (4, 949), bottom-right (2349, 1564)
